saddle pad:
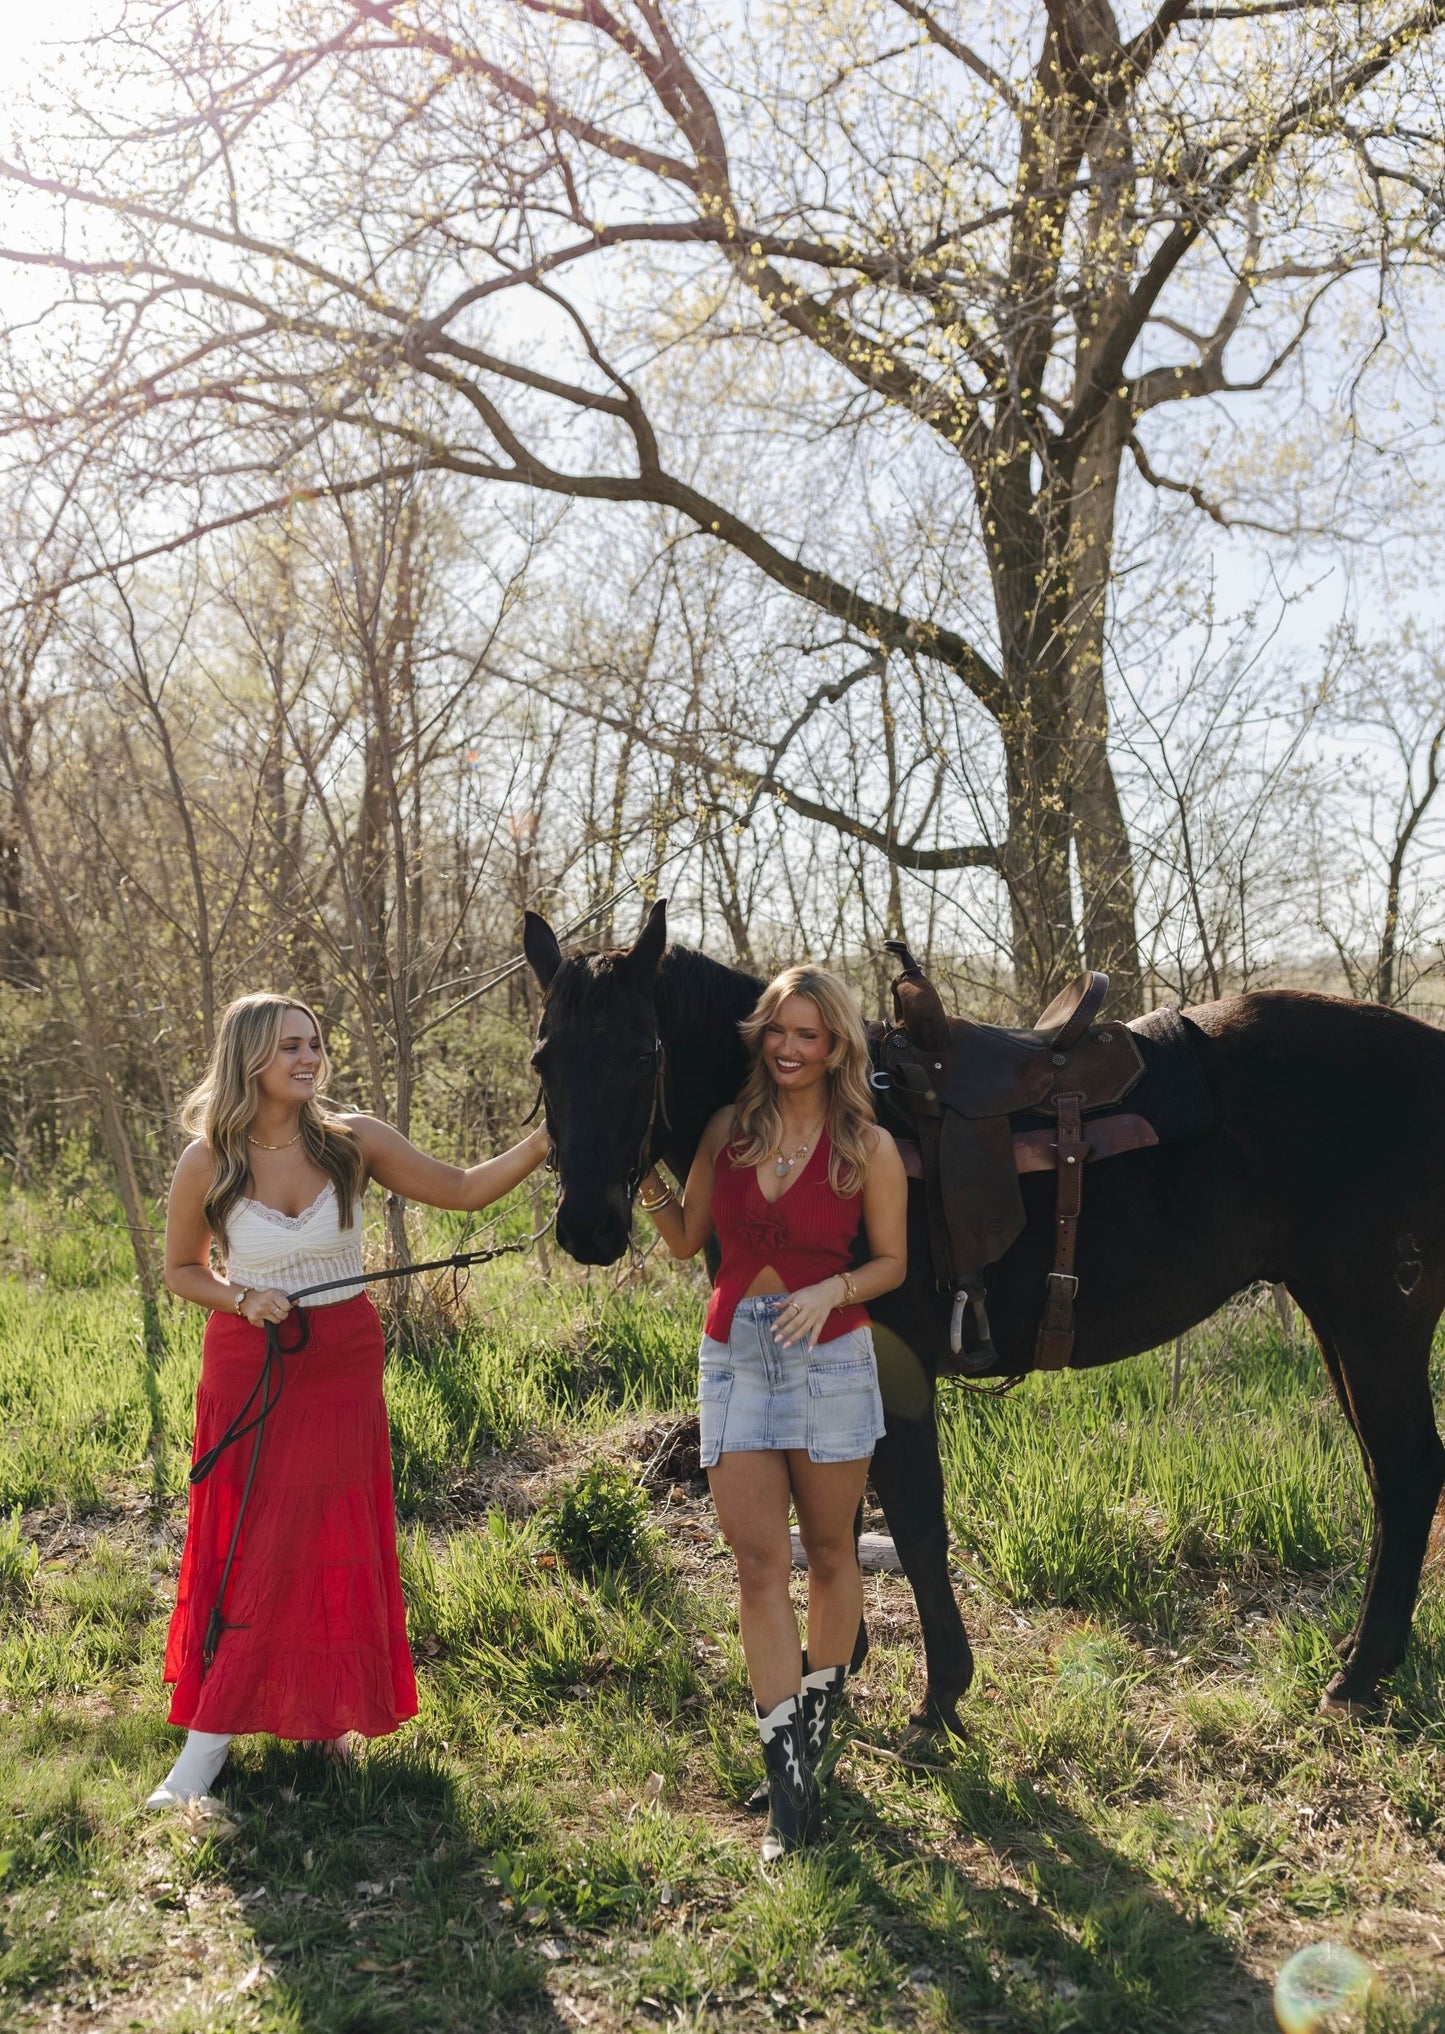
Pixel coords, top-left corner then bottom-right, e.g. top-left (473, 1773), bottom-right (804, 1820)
top-left (1055, 1003), bottom-right (1216, 1145)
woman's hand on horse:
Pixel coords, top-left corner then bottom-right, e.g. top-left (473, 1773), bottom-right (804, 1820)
top-left (775, 1278), bottom-right (845, 1350)
top-left (240, 1287), bottom-right (291, 1326)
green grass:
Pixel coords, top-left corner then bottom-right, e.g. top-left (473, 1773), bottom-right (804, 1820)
top-left (0, 1187), bottom-right (1442, 2030)
top-left (942, 1318), bottom-right (1370, 1634)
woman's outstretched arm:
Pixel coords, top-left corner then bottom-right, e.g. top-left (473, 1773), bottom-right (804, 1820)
top-left (343, 1118), bottom-right (551, 1212)
top-left (635, 1105), bottom-right (733, 1259)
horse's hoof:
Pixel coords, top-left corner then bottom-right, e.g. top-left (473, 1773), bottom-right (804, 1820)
top-left (1318, 1686), bottom-right (1377, 1721)
top-left (909, 1695), bottom-right (965, 1738)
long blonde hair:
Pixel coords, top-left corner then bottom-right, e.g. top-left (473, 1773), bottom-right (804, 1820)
top-left (180, 993), bottom-right (363, 1252)
top-left (732, 967), bottom-right (875, 1195)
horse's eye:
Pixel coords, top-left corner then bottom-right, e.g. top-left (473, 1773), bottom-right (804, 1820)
top-left (636, 1048), bottom-right (656, 1067)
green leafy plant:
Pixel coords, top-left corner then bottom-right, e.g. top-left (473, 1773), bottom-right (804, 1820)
top-left (544, 1461), bottom-right (651, 1579)
top-left (0, 1508), bottom-right (36, 1604)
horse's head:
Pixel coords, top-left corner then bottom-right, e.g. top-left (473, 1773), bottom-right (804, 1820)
top-left (523, 899), bottom-right (668, 1265)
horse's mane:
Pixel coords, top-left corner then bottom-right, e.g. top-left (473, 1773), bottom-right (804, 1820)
top-left (654, 943), bottom-right (762, 1035)
top-left (542, 945), bottom-right (638, 1022)
top-left (544, 939), bottom-right (760, 1032)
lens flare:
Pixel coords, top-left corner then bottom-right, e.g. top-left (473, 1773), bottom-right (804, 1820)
top-left (1054, 1632), bottom-right (1125, 1692)
top-left (1273, 1943), bottom-right (1373, 2033)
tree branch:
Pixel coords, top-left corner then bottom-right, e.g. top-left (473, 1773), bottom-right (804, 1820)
top-left (1061, 0), bottom-right (1445, 450)
top-left (887, 0), bottom-right (1024, 112)
top-left (1183, 0), bottom-right (1335, 16)
top-left (491, 664), bottom-right (1002, 872)
top-left (1125, 0), bottom-right (1197, 80)
top-left (1127, 433), bottom-right (1323, 536)
top-left (348, 7), bottom-right (703, 190)
top-left (0, 464), bottom-right (430, 614)
top-left (1134, 265), bottom-right (1343, 409)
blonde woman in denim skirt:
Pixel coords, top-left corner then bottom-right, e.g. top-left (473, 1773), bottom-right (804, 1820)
top-left (635, 965), bottom-right (907, 1863)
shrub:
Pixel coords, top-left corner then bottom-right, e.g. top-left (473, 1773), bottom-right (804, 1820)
top-left (544, 1462), bottom-right (651, 1579)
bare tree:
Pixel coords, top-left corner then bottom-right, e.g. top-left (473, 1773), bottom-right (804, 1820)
top-left (1317, 635), bottom-right (1445, 1006)
top-left (0, 581), bottom-right (162, 1301)
top-left (4, 2), bottom-right (1442, 1000)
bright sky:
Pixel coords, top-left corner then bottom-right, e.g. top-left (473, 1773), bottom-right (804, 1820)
top-left (0, 0), bottom-right (106, 78)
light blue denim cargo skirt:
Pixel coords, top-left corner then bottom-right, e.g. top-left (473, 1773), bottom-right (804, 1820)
top-left (698, 1293), bottom-right (887, 1467)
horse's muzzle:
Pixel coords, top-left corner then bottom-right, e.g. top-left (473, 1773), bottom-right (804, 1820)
top-left (555, 1193), bottom-right (631, 1266)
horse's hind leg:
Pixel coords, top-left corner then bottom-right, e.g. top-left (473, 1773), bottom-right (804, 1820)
top-left (1295, 1291), bottom-right (1444, 1713)
top-left (1308, 1328), bottom-right (1371, 1661)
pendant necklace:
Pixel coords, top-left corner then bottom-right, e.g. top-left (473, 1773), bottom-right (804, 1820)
top-left (248, 1129), bottom-right (304, 1151)
top-left (774, 1121), bottom-right (824, 1179)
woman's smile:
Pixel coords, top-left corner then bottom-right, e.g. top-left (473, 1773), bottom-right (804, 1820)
top-left (762, 993), bottom-right (833, 1086)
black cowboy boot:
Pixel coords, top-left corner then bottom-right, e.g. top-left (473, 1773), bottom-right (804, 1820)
top-left (800, 1660), bottom-right (848, 1768)
top-left (756, 1694), bottom-right (820, 1864)
top-left (746, 1653), bottom-right (851, 1809)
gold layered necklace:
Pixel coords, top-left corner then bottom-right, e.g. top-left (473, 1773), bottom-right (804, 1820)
top-left (773, 1120), bottom-right (824, 1179)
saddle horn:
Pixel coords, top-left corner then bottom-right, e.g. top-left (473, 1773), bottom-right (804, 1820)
top-left (884, 937), bottom-right (950, 1054)
top-left (883, 937), bottom-right (923, 976)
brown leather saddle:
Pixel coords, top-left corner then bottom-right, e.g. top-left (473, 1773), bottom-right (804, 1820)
top-left (877, 941), bottom-right (1152, 1371)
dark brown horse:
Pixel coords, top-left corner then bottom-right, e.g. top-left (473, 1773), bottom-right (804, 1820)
top-left (524, 901), bottom-right (1445, 1725)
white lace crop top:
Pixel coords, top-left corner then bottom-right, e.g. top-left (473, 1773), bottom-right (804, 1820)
top-left (224, 1183), bottom-right (364, 1306)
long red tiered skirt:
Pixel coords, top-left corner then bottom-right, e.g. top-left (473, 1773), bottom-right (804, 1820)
top-left (164, 1293), bottom-right (418, 1740)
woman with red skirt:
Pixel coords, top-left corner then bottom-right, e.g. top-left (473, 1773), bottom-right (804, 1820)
top-left (152, 992), bottom-right (548, 1807)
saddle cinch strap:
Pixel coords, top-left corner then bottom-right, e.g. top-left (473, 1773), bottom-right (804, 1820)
top-left (881, 944), bottom-right (1147, 1371)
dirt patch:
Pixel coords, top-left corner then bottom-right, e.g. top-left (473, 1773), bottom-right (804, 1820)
top-left (21, 1494), bottom-right (184, 1567)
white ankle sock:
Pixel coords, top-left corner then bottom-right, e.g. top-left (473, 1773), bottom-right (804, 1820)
top-left (146, 1729), bottom-right (232, 1807)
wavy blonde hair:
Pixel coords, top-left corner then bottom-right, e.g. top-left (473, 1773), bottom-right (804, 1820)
top-left (180, 993), bottom-right (363, 1253)
top-left (731, 967), bottom-right (875, 1196)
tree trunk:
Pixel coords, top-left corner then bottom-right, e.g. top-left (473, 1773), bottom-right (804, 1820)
top-left (1058, 397), bottom-right (1142, 1010)
top-left (996, 717), bottom-right (1079, 1011)
top-left (88, 1011), bottom-right (162, 1305)
top-left (0, 730), bottom-right (161, 1302)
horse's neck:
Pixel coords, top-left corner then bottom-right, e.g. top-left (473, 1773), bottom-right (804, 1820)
top-left (653, 947), bottom-right (761, 1171)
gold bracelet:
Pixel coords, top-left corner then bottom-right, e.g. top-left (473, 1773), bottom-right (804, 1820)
top-left (639, 1185), bottom-right (674, 1214)
top-left (840, 1271), bottom-right (858, 1306)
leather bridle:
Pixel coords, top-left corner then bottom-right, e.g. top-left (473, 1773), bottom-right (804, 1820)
top-left (624, 1036), bottom-right (669, 1203)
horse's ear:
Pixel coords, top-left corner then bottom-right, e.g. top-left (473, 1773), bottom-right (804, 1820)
top-left (625, 897), bottom-right (667, 982)
top-left (523, 910), bottom-right (563, 989)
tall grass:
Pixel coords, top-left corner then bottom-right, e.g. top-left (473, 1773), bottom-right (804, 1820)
top-left (0, 1188), bottom-right (702, 1518)
top-left (942, 1311), bottom-right (1369, 1632)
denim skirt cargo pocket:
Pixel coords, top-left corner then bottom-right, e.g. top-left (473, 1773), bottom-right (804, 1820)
top-left (697, 1357), bottom-right (735, 1469)
top-left (805, 1330), bottom-right (887, 1463)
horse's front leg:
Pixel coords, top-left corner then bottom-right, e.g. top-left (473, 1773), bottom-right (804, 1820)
top-left (868, 1402), bottom-right (974, 1733)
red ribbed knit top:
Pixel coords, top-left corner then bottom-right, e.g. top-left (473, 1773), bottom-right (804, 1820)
top-left (705, 1126), bottom-right (869, 1344)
